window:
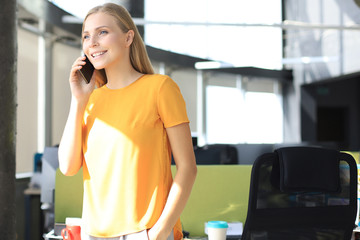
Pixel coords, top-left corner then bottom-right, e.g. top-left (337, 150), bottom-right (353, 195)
top-left (206, 86), bottom-right (244, 144)
top-left (206, 84), bottom-right (283, 144)
top-left (243, 91), bottom-right (283, 143)
top-left (145, 0), bottom-right (283, 70)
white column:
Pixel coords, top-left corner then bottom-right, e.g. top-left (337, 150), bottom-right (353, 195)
top-left (197, 70), bottom-right (207, 146)
top-left (37, 19), bottom-right (46, 153)
top-left (158, 62), bottom-right (166, 75)
top-left (37, 19), bottom-right (52, 152)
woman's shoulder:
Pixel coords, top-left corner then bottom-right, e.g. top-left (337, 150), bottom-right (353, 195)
top-left (143, 73), bottom-right (172, 82)
top-left (141, 74), bottom-right (176, 88)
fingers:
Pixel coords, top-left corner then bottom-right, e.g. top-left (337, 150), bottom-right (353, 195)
top-left (69, 56), bottom-right (87, 83)
top-left (68, 56), bottom-right (96, 101)
top-left (71, 56), bottom-right (87, 73)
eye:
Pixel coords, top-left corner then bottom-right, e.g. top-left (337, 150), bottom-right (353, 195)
top-left (82, 34), bottom-right (90, 40)
top-left (99, 30), bottom-right (108, 35)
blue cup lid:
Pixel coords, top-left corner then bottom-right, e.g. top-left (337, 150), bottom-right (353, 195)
top-left (207, 221), bottom-right (228, 228)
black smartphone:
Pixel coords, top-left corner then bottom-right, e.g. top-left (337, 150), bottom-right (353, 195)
top-left (78, 55), bottom-right (94, 84)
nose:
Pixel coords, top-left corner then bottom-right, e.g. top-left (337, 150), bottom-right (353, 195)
top-left (90, 36), bottom-right (99, 47)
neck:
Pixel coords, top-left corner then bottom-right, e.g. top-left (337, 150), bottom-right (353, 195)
top-left (104, 61), bottom-right (142, 89)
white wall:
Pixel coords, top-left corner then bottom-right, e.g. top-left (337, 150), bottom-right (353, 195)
top-left (51, 43), bottom-right (80, 146)
top-left (17, 28), bottom-right (38, 173)
top-left (17, 29), bottom-right (80, 173)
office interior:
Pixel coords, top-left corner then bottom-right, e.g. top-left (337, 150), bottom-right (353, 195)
top-left (11, 0), bottom-right (360, 239)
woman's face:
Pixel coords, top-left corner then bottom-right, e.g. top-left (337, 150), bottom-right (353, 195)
top-left (82, 12), bottom-right (133, 70)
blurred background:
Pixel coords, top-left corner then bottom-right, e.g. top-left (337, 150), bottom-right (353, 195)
top-left (14, 0), bottom-right (360, 239)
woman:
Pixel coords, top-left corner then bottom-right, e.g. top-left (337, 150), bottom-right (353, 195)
top-left (58, 3), bottom-right (197, 240)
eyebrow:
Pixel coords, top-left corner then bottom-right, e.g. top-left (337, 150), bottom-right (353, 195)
top-left (83, 25), bottom-right (109, 34)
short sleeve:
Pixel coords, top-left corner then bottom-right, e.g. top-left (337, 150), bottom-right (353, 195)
top-left (157, 76), bottom-right (189, 128)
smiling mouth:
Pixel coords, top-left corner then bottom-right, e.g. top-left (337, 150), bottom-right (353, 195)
top-left (91, 51), bottom-right (106, 58)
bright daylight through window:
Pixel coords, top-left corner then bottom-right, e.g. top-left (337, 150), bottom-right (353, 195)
top-left (206, 86), bottom-right (283, 144)
top-left (145, 0), bottom-right (283, 70)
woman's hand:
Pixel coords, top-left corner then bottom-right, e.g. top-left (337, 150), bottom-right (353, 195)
top-left (69, 56), bottom-right (96, 103)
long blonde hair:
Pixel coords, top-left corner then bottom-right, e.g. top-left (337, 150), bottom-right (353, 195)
top-left (83, 3), bottom-right (154, 85)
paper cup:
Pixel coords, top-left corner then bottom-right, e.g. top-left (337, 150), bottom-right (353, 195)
top-left (207, 221), bottom-right (228, 240)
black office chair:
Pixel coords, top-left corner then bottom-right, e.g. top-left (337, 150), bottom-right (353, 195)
top-left (242, 146), bottom-right (358, 240)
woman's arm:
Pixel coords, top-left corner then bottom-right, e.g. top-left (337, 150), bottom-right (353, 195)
top-left (58, 56), bottom-right (97, 176)
top-left (148, 123), bottom-right (197, 240)
top-left (58, 97), bottom-right (87, 176)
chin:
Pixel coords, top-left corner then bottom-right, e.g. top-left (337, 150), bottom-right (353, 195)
top-left (94, 64), bottom-right (106, 70)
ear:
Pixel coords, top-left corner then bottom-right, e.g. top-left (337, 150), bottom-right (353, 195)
top-left (125, 30), bottom-right (134, 47)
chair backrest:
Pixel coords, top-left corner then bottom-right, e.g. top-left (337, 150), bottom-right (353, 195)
top-left (242, 146), bottom-right (358, 240)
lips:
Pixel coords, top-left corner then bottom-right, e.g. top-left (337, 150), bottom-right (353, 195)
top-left (91, 51), bottom-right (106, 58)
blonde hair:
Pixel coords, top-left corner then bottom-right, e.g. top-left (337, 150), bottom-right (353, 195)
top-left (83, 3), bottom-right (154, 85)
